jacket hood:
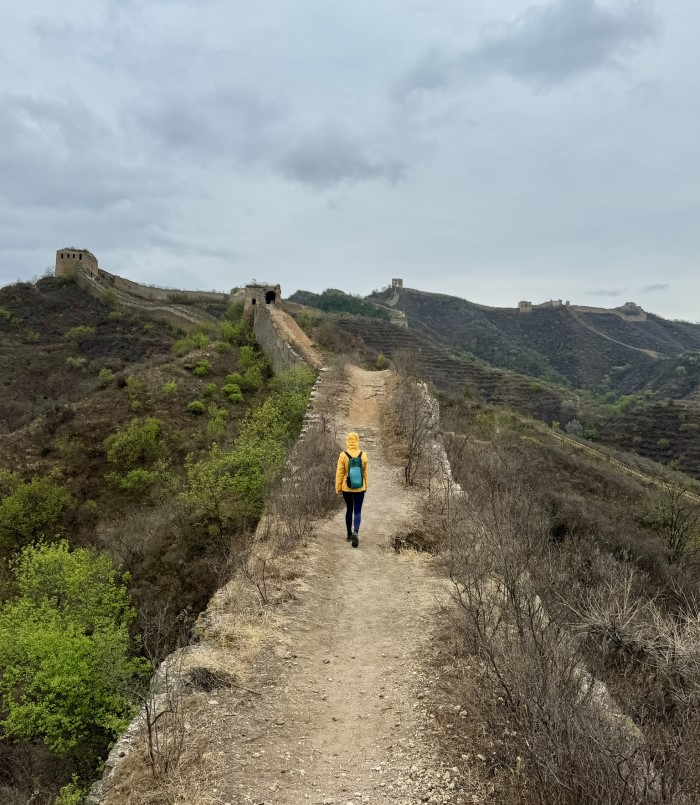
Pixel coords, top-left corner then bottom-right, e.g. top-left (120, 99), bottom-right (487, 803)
top-left (346, 432), bottom-right (360, 451)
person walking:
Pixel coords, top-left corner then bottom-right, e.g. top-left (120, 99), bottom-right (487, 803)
top-left (336, 432), bottom-right (368, 548)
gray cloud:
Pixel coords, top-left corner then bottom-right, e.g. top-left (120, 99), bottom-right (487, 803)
top-left (136, 88), bottom-right (285, 164)
top-left (0, 94), bottom-right (175, 210)
top-left (640, 283), bottom-right (670, 292)
top-left (589, 288), bottom-right (626, 297)
top-left (396, 0), bottom-right (659, 97)
top-left (277, 127), bottom-right (405, 189)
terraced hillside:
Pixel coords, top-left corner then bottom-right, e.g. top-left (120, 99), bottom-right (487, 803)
top-left (368, 287), bottom-right (700, 396)
top-left (333, 317), bottom-right (574, 424)
top-left (329, 315), bottom-right (700, 480)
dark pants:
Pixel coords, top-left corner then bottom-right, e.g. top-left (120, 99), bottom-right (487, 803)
top-left (342, 491), bottom-right (365, 534)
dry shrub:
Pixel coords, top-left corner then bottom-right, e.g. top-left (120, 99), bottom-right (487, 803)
top-left (445, 438), bottom-right (691, 804)
top-left (267, 420), bottom-right (340, 549)
top-left (383, 369), bottom-right (438, 486)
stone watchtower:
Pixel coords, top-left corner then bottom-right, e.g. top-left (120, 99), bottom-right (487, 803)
top-left (392, 278), bottom-right (403, 290)
top-left (518, 300), bottom-right (533, 314)
top-left (244, 284), bottom-right (281, 318)
top-left (55, 248), bottom-right (98, 278)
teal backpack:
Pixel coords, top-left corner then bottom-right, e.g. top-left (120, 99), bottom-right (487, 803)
top-left (345, 451), bottom-right (364, 489)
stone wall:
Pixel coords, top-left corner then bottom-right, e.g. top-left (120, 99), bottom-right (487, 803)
top-left (72, 268), bottom-right (219, 333)
top-left (253, 304), bottom-right (307, 375)
top-left (96, 268), bottom-right (229, 305)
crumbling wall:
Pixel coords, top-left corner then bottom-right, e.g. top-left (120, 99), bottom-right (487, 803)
top-left (97, 269), bottom-right (229, 305)
top-left (253, 304), bottom-right (306, 374)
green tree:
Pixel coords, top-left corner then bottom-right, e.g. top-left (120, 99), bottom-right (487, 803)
top-left (0, 471), bottom-right (74, 554)
top-left (104, 418), bottom-right (166, 471)
top-left (0, 542), bottom-right (149, 767)
top-left (104, 418), bottom-right (169, 493)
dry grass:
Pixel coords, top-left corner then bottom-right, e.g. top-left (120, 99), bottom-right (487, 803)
top-left (440, 429), bottom-right (700, 803)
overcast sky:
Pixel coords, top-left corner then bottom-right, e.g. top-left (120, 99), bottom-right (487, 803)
top-left (1, 1), bottom-right (698, 320)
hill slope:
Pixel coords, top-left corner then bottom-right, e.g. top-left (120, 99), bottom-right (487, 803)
top-left (369, 287), bottom-right (700, 395)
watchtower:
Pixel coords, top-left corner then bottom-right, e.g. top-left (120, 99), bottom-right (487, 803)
top-left (55, 248), bottom-right (99, 278)
top-left (518, 300), bottom-right (533, 314)
top-left (392, 278), bottom-right (403, 290)
top-left (244, 284), bottom-right (281, 318)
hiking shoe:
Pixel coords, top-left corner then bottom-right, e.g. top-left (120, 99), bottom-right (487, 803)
top-left (351, 532), bottom-right (359, 548)
top-left (346, 533), bottom-right (353, 541)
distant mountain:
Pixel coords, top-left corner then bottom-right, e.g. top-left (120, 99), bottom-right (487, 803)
top-left (289, 289), bottom-right (390, 321)
top-left (365, 287), bottom-right (700, 397)
top-left (289, 284), bottom-right (700, 477)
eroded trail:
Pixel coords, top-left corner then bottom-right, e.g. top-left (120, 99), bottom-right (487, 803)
top-left (111, 368), bottom-right (468, 805)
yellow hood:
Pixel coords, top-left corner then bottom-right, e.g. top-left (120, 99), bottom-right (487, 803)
top-left (346, 432), bottom-right (360, 455)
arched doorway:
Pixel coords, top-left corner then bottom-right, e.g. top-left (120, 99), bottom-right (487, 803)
top-left (265, 290), bottom-right (276, 304)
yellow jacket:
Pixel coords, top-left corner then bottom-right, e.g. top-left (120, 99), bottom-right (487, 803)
top-left (336, 432), bottom-right (368, 493)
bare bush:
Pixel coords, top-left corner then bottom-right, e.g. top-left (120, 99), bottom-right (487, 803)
top-left (268, 422), bottom-right (340, 549)
top-left (384, 370), bottom-right (438, 486)
top-left (648, 481), bottom-right (700, 566)
top-left (447, 440), bottom-right (670, 804)
top-left (143, 652), bottom-right (187, 780)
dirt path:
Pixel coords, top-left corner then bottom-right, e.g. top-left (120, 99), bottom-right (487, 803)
top-left (182, 368), bottom-right (467, 804)
top-left (269, 306), bottom-right (325, 370)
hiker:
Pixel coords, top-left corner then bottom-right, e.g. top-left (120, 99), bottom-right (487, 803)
top-left (336, 432), bottom-right (368, 548)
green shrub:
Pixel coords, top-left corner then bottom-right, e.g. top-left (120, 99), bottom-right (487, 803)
top-left (193, 359), bottom-right (212, 377)
top-left (241, 365), bottom-right (264, 390)
top-left (66, 356), bottom-right (87, 369)
top-left (55, 777), bottom-right (87, 805)
top-left (181, 365), bottom-right (316, 532)
top-left (162, 380), bottom-right (177, 395)
top-left (268, 364), bottom-right (316, 396)
top-left (222, 383), bottom-right (243, 403)
top-left (656, 437), bottom-right (671, 450)
top-left (112, 468), bottom-right (162, 493)
top-left (239, 344), bottom-right (267, 371)
top-left (216, 341), bottom-right (232, 353)
top-left (375, 352), bottom-right (389, 370)
top-left (0, 471), bottom-right (74, 554)
top-left (0, 306), bottom-right (22, 327)
top-left (188, 400), bottom-right (206, 415)
top-left (530, 382), bottom-right (543, 392)
top-left (98, 367), bottom-right (114, 383)
top-left (225, 301), bottom-right (245, 323)
top-left (203, 382), bottom-right (218, 396)
top-left (101, 289), bottom-right (117, 307)
top-left (126, 375), bottom-right (144, 397)
top-left (23, 329), bottom-right (40, 343)
top-left (53, 435), bottom-right (85, 464)
top-left (104, 418), bottom-right (166, 472)
top-left (297, 311), bottom-right (312, 332)
top-left (0, 542), bottom-right (150, 763)
top-left (64, 325), bottom-right (96, 345)
top-left (207, 404), bottom-right (229, 439)
top-left (225, 372), bottom-right (244, 386)
top-left (174, 332), bottom-right (210, 354)
top-left (219, 320), bottom-right (245, 345)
